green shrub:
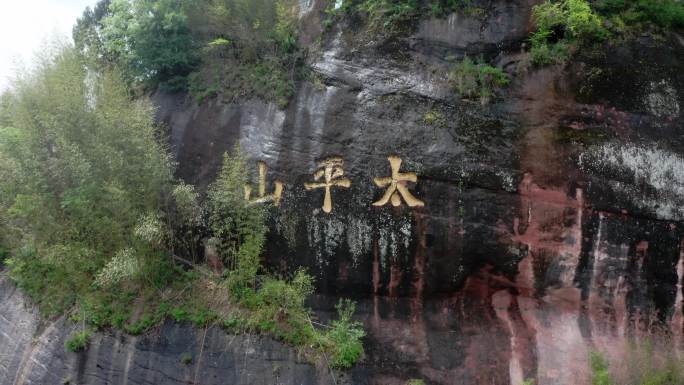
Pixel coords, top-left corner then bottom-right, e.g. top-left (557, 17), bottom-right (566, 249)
top-left (321, 299), bottom-right (365, 369)
top-left (590, 351), bottom-right (613, 385)
top-left (124, 305), bottom-right (168, 335)
top-left (637, 0), bottom-right (684, 28)
top-left (357, 0), bottom-right (421, 33)
top-left (207, 148), bottom-right (265, 276)
top-left (529, 38), bottom-right (569, 66)
top-left (533, 0), bottom-right (606, 41)
top-left (565, 0), bottom-right (606, 37)
top-left (6, 254), bottom-right (82, 318)
top-left (448, 57), bottom-right (510, 102)
top-left (185, 0), bottom-right (303, 107)
top-left (529, 0), bottom-right (607, 65)
top-left (0, 246), bottom-right (8, 265)
top-left (201, 148), bottom-right (346, 353)
top-left (423, 110), bottom-right (446, 126)
top-left (596, 0), bottom-right (684, 30)
top-left (1, 45), bottom-right (174, 319)
top-left (65, 330), bottom-right (92, 352)
top-left (530, 0), bottom-right (684, 66)
top-left (180, 353), bottom-right (193, 365)
top-left (260, 270), bottom-right (314, 311)
top-left (189, 307), bottom-right (220, 327)
top-left (343, 0), bottom-right (481, 33)
top-left (222, 314), bottom-right (247, 331)
top-left (613, 340), bottom-right (684, 385)
top-left (232, 269), bottom-right (317, 346)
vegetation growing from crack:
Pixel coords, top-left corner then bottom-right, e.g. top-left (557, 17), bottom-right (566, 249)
top-left (448, 57), bottom-right (510, 104)
top-left (324, 0), bottom-right (485, 35)
top-left (528, 0), bottom-right (684, 66)
top-left (185, 0), bottom-right (307, 107)
top-left (589, 342), bottom-right (684, 385)
top-left (0, 45), bottom-right (364, 369)
top-left (423, 110), bottom-right (447, 127)
top-left (65, 330), bottom-right (92, 352)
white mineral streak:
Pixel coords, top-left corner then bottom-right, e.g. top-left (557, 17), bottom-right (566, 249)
top-left (587, 213), bottom-right (630, 374)
top-left (324, 216), bottom-right (345, 258)
top-left (274, 214), bottom-right (298, 249)
top-left (238, 101), bottom-right (286, 161)
top-left (312, 29), bottom-right (446, 100)
top-left (587, 212), bottom-right (606, 306)
top-left (400, 217), bottom-right (412, 250)
top-left (496, 169), bottom-right (517, 192)
top-left (389, 231), bottom-right (398, 260)
top-left (579, 143), bottom-right (684, 220)
top-left (307, 215), bottom-right (323, 267)
top-left (644, 79), bottom-right (680, 118)
top-left (307, 215), bottom-right (346, 270)
top-left (378, 227), bottom-right (389, 271)
top-left (492, 290), bottom-right (524, 385)
top-left (558, 188), bottom-right (583, 288)
top-left (292, 84), bottom-right (337, 162)
top-left (298, 0), bottom-right (314, 17)
top-left (347, 217), bottom-right (373, 268)
top-left (510, 175), bottom-right (589, 385)
top-left (522, 295), bottom-right (588, 385)
top-left (674, 244), bottom-right (684, 351)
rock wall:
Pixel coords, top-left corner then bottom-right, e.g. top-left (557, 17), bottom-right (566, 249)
top-left (153, 1), bottom-right (684, 383)
top-left (0, 275), bottom-right (347, 385)
top-left (3, 0), bottom-right (684, 384)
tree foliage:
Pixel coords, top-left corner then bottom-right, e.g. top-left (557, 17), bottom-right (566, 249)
top-left (595, 0), bottom-right (684, 30)
top-left (73, 0), bottom-right (302, 104)
top-left (326, 0), bottom-right (481, 35)
top-left (529, 0), bottom-right (607, 65)
top-left (448, 57), bottom-right (510, 104)
top-left (206, 148), bottom-right (265, 296)
top-left (0, 44), bottom-right (174, 315)
top-left (2, 8), bottom-right (367, 367)
top-left (72, 0), bottom-right (112, 65)
top-left (186, 0), bottom-right (303, 107)
top-left (104, 0), bottom-right (198, 89)
top-left (74, 0), bottom-right (199, 90)
top-left (529, 0), bottom-right (684, 66)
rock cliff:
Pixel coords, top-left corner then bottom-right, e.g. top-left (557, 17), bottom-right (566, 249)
top-left (2, 0), bottom-right (684, 384)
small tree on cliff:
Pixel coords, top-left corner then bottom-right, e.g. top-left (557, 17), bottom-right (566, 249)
top-left (206, 147), bottom-right (266, 298)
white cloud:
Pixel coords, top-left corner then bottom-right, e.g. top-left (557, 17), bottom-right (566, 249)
top-left (0, 0), bottom-right (95, 91)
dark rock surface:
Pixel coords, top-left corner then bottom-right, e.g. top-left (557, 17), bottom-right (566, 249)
top-left (3, 0), bottom-right (684, 384)
top-left (156, 1), bottom-right (684, 383)
top-left (0, 275), bottom-right (346, 385)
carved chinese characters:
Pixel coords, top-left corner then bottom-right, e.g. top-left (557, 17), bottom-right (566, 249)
top-left (304, 157), bottom-right (351, 213)
top-left (245, 155), bottom-right (424, 213)
top-left (372, 155), bottom-right (425, 208)
top-left (244, 161), bottom-right (283, 206)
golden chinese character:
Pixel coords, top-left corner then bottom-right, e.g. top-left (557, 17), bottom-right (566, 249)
top-left (244, 161), bottom-right (284, 206)
top-left (304, 157), bottom-right (351, 213)
top-left (373, 155), bottom-right (424, 208)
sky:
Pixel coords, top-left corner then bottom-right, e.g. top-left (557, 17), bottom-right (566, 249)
top-left (0, 0), bottom-right (95, 92)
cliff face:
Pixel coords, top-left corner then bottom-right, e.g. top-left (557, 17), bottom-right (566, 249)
top-left (0, 275), bottom-right (349, 385)
top-left (3, 0), bottom-right (684, 384)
